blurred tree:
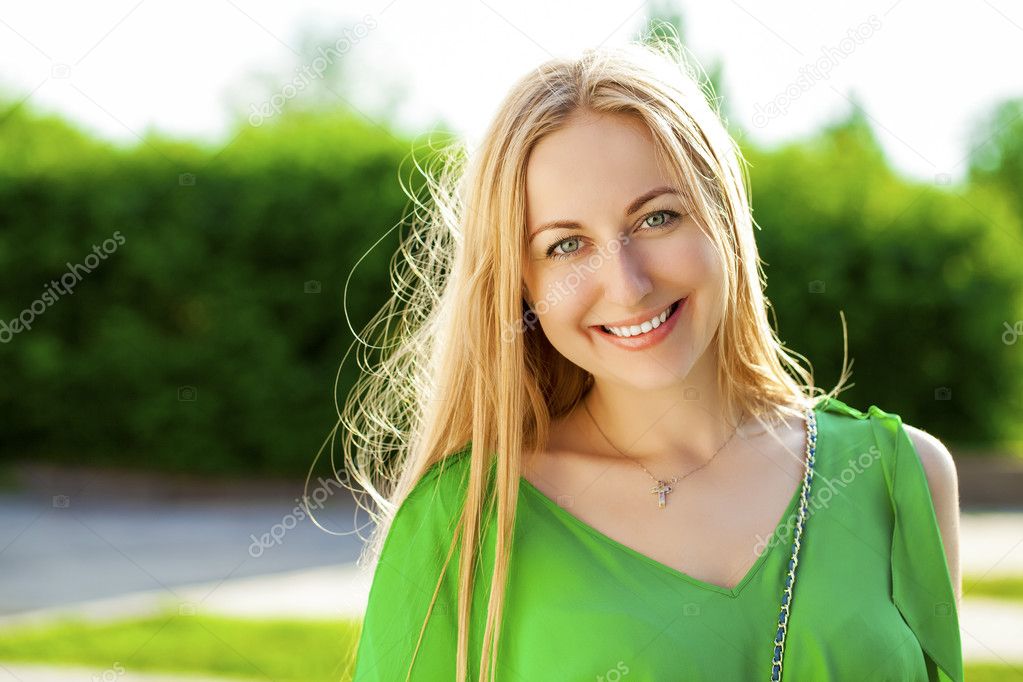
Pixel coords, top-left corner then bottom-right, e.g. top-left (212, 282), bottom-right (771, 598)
top-left (746, 100), bottom-right (1023, 447)
top-left (222, 18), bottom-right (409, 134)
top-left (0, 97), bottom-right (117, 172)
top-left (635, 2), bottom-right (730, 124)
top-left (968, 98), bottom-right (1023, 218)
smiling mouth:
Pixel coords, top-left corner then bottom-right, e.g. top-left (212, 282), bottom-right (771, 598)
top-left (594, 297), bottom-right (685, 338)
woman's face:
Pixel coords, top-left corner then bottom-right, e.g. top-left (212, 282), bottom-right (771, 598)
top-left (521, 110), bottom-right (725, 390)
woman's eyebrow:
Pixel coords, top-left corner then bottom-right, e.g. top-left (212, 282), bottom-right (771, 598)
top-left (528, 186), bottom-right (681, 241)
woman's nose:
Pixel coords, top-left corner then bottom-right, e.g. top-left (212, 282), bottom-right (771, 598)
top-left (599, 242), bottom-right (653, 308)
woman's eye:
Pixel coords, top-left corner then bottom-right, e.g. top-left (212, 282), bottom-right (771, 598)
top-left (644, 210), bottom-right (677, 228)
top-left (546, 237), bottom-right (581, 260)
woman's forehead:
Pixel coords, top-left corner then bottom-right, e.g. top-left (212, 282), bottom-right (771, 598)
top-left (524, 116), bottom-right (671, 230)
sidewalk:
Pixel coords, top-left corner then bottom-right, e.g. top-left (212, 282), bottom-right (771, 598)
top-left (960, 598), bottom-right (1023, 663)
top-left (0, 664), bottom-right (252, 682)
top-left (0, 563), bottom-right (374, 631)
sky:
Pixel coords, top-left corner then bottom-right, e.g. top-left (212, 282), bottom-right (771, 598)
top-left (1, 0), bottom-right (1022, 183)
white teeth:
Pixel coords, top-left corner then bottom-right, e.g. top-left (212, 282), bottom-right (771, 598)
top-left (603, 302), bottom-right (675, 338)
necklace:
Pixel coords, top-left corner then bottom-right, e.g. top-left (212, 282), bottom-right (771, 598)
top-left (580, 398), bottom-right (743, 509)
top-left (582, 397), bottom-right (819, 680)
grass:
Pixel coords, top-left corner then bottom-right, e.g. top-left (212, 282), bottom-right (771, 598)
top-left (0, 610), bottom-right (362, 681)
top-left (964, 574), bottom-right (1023, 602)
top-left (968, 663), bottom-right (1023, 681)
top-left (0, 611), bottom-right (1021, 681)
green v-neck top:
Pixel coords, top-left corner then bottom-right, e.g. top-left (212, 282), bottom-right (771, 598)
top-left (352, 397), bottom-right (964, 681)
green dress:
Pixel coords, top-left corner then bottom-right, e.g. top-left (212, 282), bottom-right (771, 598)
top-left (352, 397), bottom-right (964, 681)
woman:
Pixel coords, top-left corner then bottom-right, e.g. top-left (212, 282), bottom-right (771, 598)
top-left (341, 34), bottom-right (963, 682)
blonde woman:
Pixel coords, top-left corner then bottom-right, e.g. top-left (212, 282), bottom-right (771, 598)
top-left (340, 34), bottom-right (963, 682)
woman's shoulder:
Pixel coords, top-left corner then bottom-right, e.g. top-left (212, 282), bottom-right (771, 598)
top-left (815, 395), bottom-right (899, 424)
top-left (400, 444), bottom-right (475, 520)
top-left (416, 444), bottom-right (473, 487)
top-left (814, 397), bottom-right (956, 489)
top-left (815, 396), bottom-right (935, 457)
top-left (367, 446), bottom-right (475, 581)
top-left (354, 448), bottom-right (475, 680)
top-left (817, 396), bottom-right (962, 600)
top-left (815, 397), bottom-right (956, 495)
top-left (813, 396), bottom-right (900, 460)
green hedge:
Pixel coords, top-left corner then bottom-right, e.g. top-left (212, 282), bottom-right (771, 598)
top-left (0, 101), bottom-right (1020, 475)
top-left (745, 113), bottom-right (1023, 447)
top-left (0, 105), bottom-right (422, 474)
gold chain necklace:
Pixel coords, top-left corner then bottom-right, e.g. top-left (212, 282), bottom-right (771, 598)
top-left (580, 398), bottom-right (743, 509)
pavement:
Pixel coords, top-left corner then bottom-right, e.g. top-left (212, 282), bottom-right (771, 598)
top-left (957, 510), bottom-right (1023, 665)
top-left (0, 471), bottom-right (368, 616)
top-left (0, 563), bottom-right (374, 630)
top-left (0, 665), bottom-right (252, 682)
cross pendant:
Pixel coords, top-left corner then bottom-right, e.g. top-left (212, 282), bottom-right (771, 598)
top-left (650, 480), bottom-right (674, 509)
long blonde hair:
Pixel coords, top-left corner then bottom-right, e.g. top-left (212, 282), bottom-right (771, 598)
top-left (322, 29), bottom-right (851, 682)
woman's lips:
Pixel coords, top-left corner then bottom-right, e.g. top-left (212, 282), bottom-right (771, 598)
top-left (591, 297), bottom-right (686, 350)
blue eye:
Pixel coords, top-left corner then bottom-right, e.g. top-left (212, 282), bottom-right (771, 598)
top-left (544, 210), bottom-right (681, 261)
